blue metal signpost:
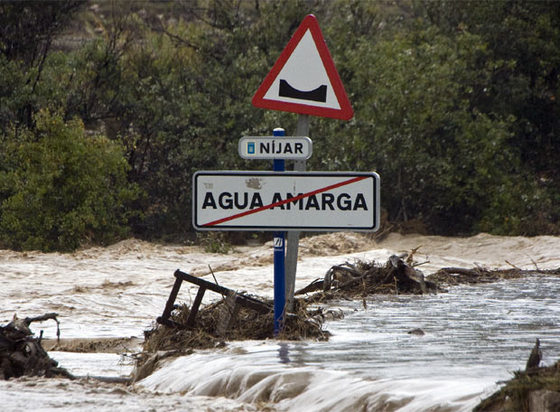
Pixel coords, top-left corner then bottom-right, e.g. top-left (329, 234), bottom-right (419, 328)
top-left (190, 15), bottom-right (363, 339)
top-left (272, 127), bottom-right (286, 335)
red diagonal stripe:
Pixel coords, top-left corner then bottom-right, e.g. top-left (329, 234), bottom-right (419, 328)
top-left (202, 175), bottom-right (368, 227)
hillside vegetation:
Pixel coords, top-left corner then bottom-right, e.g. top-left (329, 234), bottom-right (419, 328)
top-left (0, 0), bottom-right (559, 251)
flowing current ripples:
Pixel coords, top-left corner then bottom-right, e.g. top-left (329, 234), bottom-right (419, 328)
top-left (1, 234), bottom-right (560, 411)
top-left (138, 275), bottom-right (560, 411)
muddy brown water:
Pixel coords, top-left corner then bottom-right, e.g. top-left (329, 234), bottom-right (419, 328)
top-left (2, 232), bottom-right (560, 411)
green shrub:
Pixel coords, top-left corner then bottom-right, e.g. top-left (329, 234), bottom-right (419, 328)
top-left (197, 232), bottom-right (233, 254)
top-left (0, 110), bottom-right (141, 251)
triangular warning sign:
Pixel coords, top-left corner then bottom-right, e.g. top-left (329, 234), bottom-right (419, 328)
top-left (252, 14), bottom-right (353, 120)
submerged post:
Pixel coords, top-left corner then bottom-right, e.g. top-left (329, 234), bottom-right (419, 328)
top-left (285, 114), bottom-right (309, 312)
top-left (273, 127), bottom-right (286, 335)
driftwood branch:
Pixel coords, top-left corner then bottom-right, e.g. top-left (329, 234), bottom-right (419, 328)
top-left (1, 313), bottom-right (70, 380)
top-left (298, 254), bottom-right (439, 298)
top-left (24, 312), bottom-right (59, 326)
top-left (298, 254), bottom-right (560, 301)
top-left (24, 312), bottom-right (60, 341)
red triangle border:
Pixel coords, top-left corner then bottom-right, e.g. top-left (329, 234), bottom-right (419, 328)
top-left (252, 14), bottom-right (353, 120)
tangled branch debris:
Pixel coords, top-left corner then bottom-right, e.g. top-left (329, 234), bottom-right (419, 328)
top-left (137, 297), bottom-right (332, 378)
top-left (143, 298), bottom-right (330, 351)
top-left (297, 254), bottom-right (560, 302)
top-left (137, 254), bottom-right (560, 380)
top-left (296, 254), bottom-right (441, 302)
top-left (140, 255), bottom-right (434, 370)
top-left (1, 313), bottom-right (73, 380)
top-left (430, 266), bottom-right (560, 285)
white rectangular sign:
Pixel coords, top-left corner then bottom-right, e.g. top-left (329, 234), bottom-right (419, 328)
top-left (193, 171), bottom-right (380, 231)
top-left (238, 136), bottom-right (312, 160)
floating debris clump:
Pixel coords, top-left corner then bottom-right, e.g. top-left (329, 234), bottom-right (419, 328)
top-left (0, 313), bottom-right (73, 380)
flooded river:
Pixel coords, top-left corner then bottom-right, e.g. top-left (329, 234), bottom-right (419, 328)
top-left (1, 232), bottom-right (559, 411)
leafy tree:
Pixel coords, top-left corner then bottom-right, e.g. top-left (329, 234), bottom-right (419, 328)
top-left (71, 1), bottom-right (310, 238)
top-left (314, 25), bottom-right (518, 234)
top-left (414, 0), bottom-right (560, 233)
top-left (420, 0), bottom-right (560, 168)
top-left (0, 110), bottom-right (140, 251)
top-left (0, 56), bottom-right (32, 132)
top-left (0, 0), bottom-right (84, 64)
top-left (0, 0), bottom-right (558, 244)
top-left (0, 0), bottom-right (85, 127)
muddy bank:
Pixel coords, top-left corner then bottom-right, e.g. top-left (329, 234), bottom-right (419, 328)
top-left (43, 337), bottom-right (142, 354)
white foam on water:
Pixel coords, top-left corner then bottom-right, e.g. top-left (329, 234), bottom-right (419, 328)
top-left (2, 232), bottom-right (560, 410)
top-left (137, 342), bottom-right (499, 411)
